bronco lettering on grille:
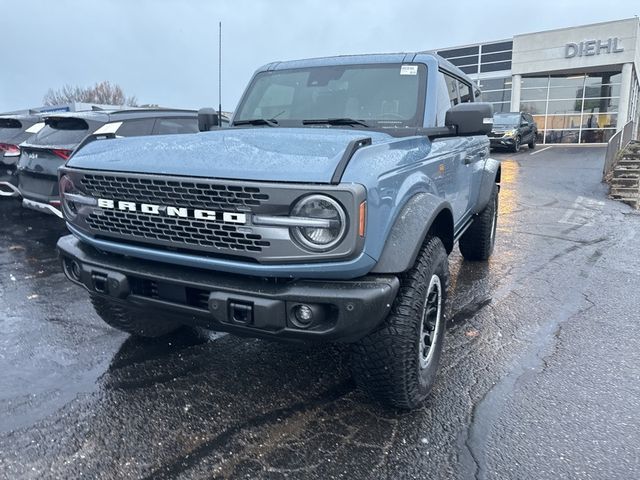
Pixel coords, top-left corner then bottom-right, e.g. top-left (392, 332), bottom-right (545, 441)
top-left (97, 198), bottom-right (247, 224)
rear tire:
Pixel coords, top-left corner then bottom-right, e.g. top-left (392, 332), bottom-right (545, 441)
top-left (90, 294), bottom-right (182, 337)
top-left (459, 184), bottom-right (498, 261)
top-left (350, 236), bottom-right (449, 410)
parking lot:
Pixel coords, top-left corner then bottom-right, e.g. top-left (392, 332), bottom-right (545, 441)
top-left (1, 145), bottom-right (639, 479)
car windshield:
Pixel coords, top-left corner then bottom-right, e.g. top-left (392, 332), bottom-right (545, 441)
top-left (234, 63), bottom-right (426, 129)
top-left (493, 113), bottom-right (521, 127)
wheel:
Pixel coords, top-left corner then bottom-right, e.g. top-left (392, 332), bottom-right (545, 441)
top-left (528, 132), bottom-right (537, 149)
top-left (90, 294), bottom-right (182, 337)
top-left (511, 135), bottom-right (521, 153)
top-left (459, 184), bottom-right (498, 261)
top-left (350, 236), bottom-right (449, 409)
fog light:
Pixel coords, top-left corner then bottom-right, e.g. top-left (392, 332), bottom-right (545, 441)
top-left (294, 304), bottom-right (314, 325)
top-left (71, 261), bottom-right (81, 281)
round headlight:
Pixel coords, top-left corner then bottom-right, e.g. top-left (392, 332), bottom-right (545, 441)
top-left (59, 175), bottom-right (78, 219)
top-left (290, 195), bottom-right (347, 251)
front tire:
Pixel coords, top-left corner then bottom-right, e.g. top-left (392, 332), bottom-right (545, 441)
top-left (528, 133), bottom-right (537, 149)
top-left (350, 236), bottom-right (449, 409)
top-left (90, 294), bottom-right (182, 337)
top-left (459, 184), bottom-right (498, 261)
top-left (511, 136), bottom-right (521, 153)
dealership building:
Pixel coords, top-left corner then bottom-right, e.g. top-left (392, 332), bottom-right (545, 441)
top-left (433, 18), bottom-right (640, 144)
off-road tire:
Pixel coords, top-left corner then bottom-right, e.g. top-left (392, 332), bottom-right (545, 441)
top-left (90, 294), bottom-right (181, 337)
top-left (350, 236), bottom-right (449, 409)
top-left (528, 133), bottom-right (537, 149)
top-left (459, 184), bottom-right (498, 261)
top-left (511, 135), bottom-right (521, 153)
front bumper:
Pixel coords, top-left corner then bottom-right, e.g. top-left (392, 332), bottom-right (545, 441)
top-left (57, 235), bottom-right (399, 343)
top-left (489, 137), bottom-right (516, 148)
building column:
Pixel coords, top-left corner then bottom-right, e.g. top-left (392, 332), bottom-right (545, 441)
top-left (510, 74), bottom-right (521, 112)
top-left (617, 63), bottom-right (633, 131)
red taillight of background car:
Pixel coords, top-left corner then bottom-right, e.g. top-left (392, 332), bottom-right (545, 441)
top-left (0, 143), bottom-right (20, 157)
top-left (51, 149), bottom-right (72, 160)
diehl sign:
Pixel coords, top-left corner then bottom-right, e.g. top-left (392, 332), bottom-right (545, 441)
top-left (565, 38), bottom-right (624, 58)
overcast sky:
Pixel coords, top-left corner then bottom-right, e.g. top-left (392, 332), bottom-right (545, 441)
top-left (1, 0), bottom-right (638, 113)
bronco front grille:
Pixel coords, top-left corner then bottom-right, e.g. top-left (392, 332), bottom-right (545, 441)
top-left (80, 174), bottom-right (269, 210)
top-left (86, 209), bottom-right (270, 253)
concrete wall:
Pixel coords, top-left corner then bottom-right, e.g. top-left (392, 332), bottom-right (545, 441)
top-left (512, 18), bottom-right (639, 76)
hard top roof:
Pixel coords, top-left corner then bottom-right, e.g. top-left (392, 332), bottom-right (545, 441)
top-left (42, 107), bottom-right (198, 123)
top-left (257, 52), bottom-right (475, 87)
top-left (0, 112), bottom-right (44, 123)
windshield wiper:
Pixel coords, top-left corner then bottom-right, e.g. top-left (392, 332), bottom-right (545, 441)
top-left (233, 118), bottom-right (279, 127)
top-left (302, 118), bottom-right (370, 128)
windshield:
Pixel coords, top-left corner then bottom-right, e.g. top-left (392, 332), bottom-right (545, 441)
top-left (30, 117), bottom-right (90, 147)
top-left (234, 63), bottom-right (426, 129)
top-left (493, 113), bottom-right (521, 127)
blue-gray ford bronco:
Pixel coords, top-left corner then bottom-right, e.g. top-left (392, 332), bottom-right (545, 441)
top-left (57, 53), bottom-right (500, 409)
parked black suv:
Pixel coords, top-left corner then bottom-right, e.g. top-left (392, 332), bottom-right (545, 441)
top-left (0, 114), bottom-right (44, 197)
top-left (488, 112), bottom-right (537, 152)
top-left (17, 108), bottom-right (198, 217)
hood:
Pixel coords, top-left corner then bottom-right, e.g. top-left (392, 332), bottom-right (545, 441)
top-left (67, 127), bottom-right (393, 183)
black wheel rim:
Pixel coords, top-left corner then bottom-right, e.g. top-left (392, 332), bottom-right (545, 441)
top-left (419, 275), bottom-right (442, 369)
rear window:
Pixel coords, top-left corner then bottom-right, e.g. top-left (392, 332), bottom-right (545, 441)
top-left (0, 118), bottom-right (22, 130)
top-left (0, 118), bottom-right (22, 139)
top-left (116, 119), bottom-right (155, 137)
top-left (153, 117), bottom-right (199, 135)
top-left (31, 117), bottom-right (90, 146)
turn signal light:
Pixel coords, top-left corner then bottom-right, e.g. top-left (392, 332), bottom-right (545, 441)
top-left (359, 201), bottom-right (366, 237)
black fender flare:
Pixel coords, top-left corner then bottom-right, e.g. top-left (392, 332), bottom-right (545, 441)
top-left (474, 158), bottom-right (501, 214)
top-left (371, 193), bottom-right (454, 274)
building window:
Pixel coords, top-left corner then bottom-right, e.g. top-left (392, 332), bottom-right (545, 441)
top-left (519, 72), bottom-right (621, 144)
top-left (437, 40), bottom-right (512, 79)
top-left (478, 76), bottom-right (513, 114)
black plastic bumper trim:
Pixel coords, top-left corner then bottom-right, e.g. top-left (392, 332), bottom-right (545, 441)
top-left (57, 235), bottom-right (399, 343)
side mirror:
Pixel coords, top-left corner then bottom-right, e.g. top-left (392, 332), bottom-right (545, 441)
top-left (198, 108), bottom-right (220, 132)
top-left (445, 103), bottom-right (494, 136)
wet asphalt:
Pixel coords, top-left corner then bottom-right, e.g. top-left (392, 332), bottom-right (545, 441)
top-left (0, 145), bottom-right (639, 479)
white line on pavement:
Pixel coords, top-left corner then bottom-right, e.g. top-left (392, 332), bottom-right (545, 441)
top-left (530, 146), bottom-right (553, 156)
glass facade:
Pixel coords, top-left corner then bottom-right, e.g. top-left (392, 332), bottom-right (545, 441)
top-left (437, 41), bottom-right (513, 76)
top-left (478, 77), bottom-right (512, 113)
top-left (520, 72), bottom-right (621, 143)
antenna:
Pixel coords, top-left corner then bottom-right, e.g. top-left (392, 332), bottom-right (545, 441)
top-left (218, 21), bottom-right (222, 125)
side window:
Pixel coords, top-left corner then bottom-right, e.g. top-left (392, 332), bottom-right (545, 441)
top-left (458, 81), bottom-right (472, 103)
top-left (437, 73), bottom-right (469, 126)
top-left (153, 117), bottom-right (199, 135)
top-left (435, 73), bottom-right (453, 126)
top-left (116, 119), bottom-right (155, 137)
top-left (444, 74), bottom-right (459, 107)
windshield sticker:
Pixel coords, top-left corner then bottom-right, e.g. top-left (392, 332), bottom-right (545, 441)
top-left (400, 65), bottom-right (418, 76)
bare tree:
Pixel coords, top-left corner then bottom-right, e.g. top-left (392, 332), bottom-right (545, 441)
top-left (43, 81), bottom-right (137, 107)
